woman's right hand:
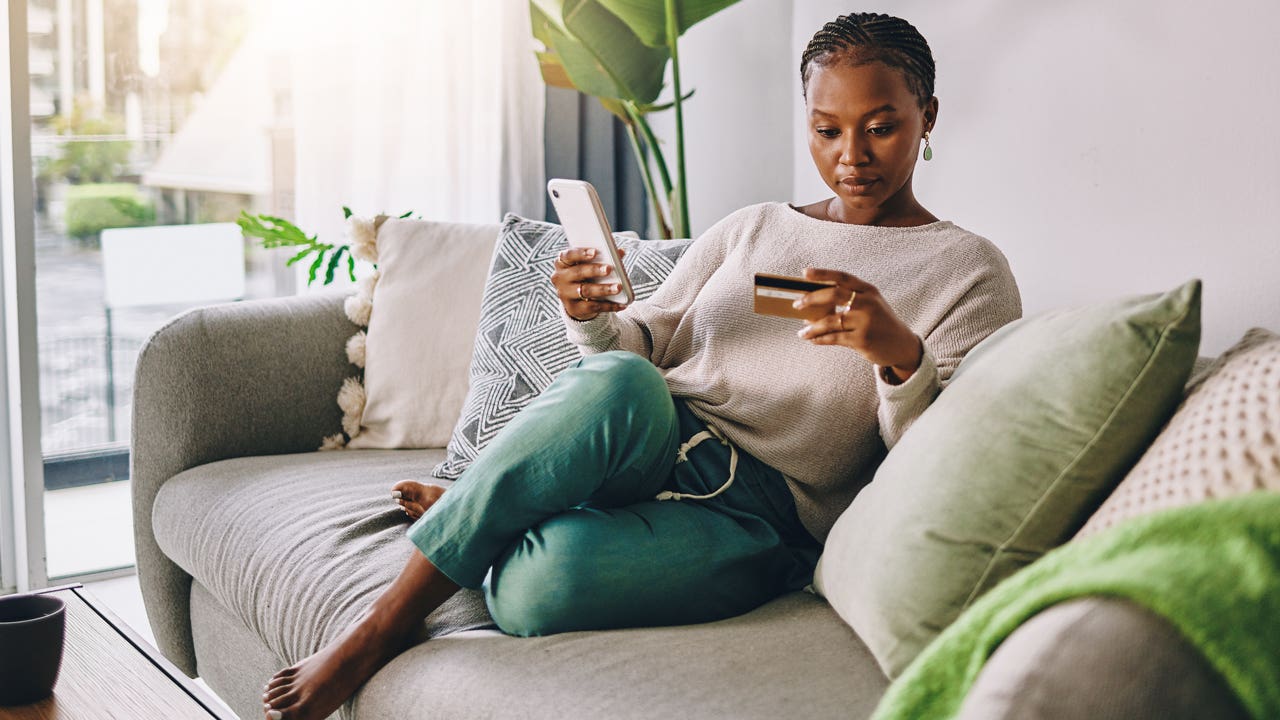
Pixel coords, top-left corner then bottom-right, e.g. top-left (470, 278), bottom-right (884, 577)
top-left (552, 247), bottom-right (628, 321)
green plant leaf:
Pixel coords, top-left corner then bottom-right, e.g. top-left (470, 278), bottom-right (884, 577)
top-left (533, 0), bottom-right (669, 103)
top-left (398, 210), bottom-right (414, 218)
top-left (324, 246), bottom-right (348, 285)
top-left (342, 206), bottom-right (352, 219)
top-left (536, 50), bottom-right (576, 89)
top-left (595, 0), bottom-right (743, 47)
top-left (346, 254), bottom-right (356, 282)
top-left (307, 251), bottom-right (326, 285)
top-left (635, 88), bottom-right (695, 113)
top-left (238, 211), bottom-right (314, 247)
top-left (285, 247), bottom-right (313, 267)
top-left (597, 97), bottom-right (631, 122)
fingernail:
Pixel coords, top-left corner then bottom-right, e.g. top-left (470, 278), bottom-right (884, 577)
top-left (610, 284), bottom-right (620, 292)
top-left (797, 327), bottom-right (808, 338)
top-left (391, 490), bottom-right (402, 499)
top-left (792, 300), bottom-right (802, 308)
top-left (268, 711), bottom-right (283, 720)
top-left (598, 266), bottom-right (610, 276)
top-left (585, 248), bottom-right (596, 258)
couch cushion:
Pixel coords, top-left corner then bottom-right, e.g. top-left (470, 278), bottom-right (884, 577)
top-left (190, 580), bottom-right (289, 719)
top-left (163, 452), bottom-right (891, 719)
top-left (814, 280), bottom-right (1202, 678)
top-left (432, 214), bottom-right (692, 480)
top-left (1077, 327), bottom-right (1280, 538)
top-left (353, 591), bottom-right (888, 720)
top-left (152, 449), bottom-right (495, 666)
top-left (340, 219), bottom-right (502, 450)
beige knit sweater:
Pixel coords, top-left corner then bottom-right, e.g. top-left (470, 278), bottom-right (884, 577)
top-left (563, 202), bottom-right (1022, 542)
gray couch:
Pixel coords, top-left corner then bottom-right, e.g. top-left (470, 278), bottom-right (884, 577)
top-left (133, 264), bottom-right (1246, 719)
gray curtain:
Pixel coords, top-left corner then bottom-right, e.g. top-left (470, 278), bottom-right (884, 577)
top-left (544, 86), bottom-right (648, 236)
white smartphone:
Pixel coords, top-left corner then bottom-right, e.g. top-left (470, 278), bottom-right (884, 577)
top-left (547, 178), bottom-right (634, 305)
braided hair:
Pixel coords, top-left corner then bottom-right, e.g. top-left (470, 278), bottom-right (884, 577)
top-left (800, 13), bottom-right (935, 108)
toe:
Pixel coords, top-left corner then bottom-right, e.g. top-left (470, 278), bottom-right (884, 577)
top-left (274, 693), bottom-right (308, 720)
top-left (265, 684), bottom-right (293, 703)
top-left (268, 688), bottom-right (299, 708)
top-left (391, 479), bottom-right (418, 499)
top-left (266, 670), bottom-right (296, 690)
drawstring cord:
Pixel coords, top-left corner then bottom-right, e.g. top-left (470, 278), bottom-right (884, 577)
top-left (655, 422), bottom-right (738, 502)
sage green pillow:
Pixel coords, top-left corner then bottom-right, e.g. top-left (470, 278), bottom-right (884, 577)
top-left (813, 279), bottom-right (1202, 678)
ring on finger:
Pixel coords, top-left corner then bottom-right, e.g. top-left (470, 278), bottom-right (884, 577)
top-left (839, 312), bottom-right (848, 332)
top-left (577, 284), bottom-right (587, 300)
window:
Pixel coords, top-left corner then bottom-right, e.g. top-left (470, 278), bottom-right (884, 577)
top-left (5, 0), bottom-right (545, 590)
top-left (24, 0), bottom-right (296, 580)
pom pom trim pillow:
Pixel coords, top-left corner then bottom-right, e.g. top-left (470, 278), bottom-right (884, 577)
top-left (814, 279), bottom-right (1202, 678)
top-left (322, 216), bottom-right (501, 450)
top-left (432, 214), bottom-right (691, 480)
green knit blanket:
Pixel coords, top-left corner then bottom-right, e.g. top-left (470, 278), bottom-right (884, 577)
top-left (872, 491), bottom-right (1280, 720)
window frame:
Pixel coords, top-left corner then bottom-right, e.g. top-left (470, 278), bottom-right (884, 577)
top-left (2, 0), bottom-right (50, 593)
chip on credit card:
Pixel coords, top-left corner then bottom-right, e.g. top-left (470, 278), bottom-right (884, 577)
top-left (753, 273), bottom-right (835, 321)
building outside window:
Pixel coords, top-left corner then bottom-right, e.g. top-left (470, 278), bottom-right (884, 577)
top-left (5, 0), bottom-right (546, 589)
top-left (26, 0), bottom-right (296, 578)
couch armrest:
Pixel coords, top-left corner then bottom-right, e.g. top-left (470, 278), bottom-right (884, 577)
top-left (957, 597), bottom-right (1247, 720)
top-left (131, 291), bottom-right (357, 675)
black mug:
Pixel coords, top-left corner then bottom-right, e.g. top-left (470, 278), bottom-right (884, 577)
top-left (0, 593), bottom-right (67, 705)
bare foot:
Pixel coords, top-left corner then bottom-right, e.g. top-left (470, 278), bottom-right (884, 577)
top-left (390, 480), bottom-right (447, 520)
top-left (263, 550), bottom-right (461, 719)
top-left (262, 610), bottom-right (409, 719)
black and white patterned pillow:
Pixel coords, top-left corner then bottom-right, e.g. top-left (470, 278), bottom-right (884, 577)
top-left (431, 214), bottom-right (691, 480)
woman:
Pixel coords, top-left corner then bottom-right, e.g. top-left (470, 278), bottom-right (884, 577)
top-left (263, 12), bottom-right (1021, 720)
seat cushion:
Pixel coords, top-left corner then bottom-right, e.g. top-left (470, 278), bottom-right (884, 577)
top-left (152, 448), bottom-right (496, 666)
top-left (353, 591), bottom-right (888, 720)
top-left (159, 449), bottom-right (890, 719)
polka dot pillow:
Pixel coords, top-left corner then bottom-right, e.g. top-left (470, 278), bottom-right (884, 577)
top-left (1077, 327), bottom-right (1280, 537)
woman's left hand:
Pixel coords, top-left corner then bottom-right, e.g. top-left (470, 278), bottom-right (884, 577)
top-left (794, 268), bottom-right (923, 382)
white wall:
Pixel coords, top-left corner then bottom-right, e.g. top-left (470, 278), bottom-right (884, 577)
top-left (648, 0), bottom-right (794, 236)
top-left (792, 1), bottom-right (1280, 355)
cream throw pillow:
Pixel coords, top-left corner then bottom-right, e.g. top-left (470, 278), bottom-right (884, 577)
top-left (1076, 327), bottom-right (1280, 538)
top-left (322, 217), bottom-right (500, 450)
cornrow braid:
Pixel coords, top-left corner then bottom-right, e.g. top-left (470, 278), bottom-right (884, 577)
top-left (800, 13), bottom-right (935, 107)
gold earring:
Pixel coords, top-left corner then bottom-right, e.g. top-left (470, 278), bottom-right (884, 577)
top-left (923, 131), bottom-right (933, 161)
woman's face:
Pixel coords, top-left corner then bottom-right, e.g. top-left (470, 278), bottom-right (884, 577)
top-left (805, 61), bottom-right (938, 222)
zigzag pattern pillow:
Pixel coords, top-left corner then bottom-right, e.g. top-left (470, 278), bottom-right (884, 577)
top-left (431, 213), bottom-right (691, 480)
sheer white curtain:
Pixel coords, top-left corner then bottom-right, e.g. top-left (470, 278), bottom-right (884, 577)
top-left (280, 0), bottom-right (545, 250)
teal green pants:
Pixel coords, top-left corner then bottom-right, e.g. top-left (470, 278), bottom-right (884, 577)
top-left (408, 351), bottom-right (821, 636)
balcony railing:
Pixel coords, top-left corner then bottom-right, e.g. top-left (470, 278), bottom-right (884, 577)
top-left (39, 333), bottom-right (142, 460)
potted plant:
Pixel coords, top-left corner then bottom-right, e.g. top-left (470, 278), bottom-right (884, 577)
top-left (531, 0), bottom-right (741, 238)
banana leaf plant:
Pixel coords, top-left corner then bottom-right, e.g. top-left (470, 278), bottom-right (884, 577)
top-left (532, 0), bottom-right (741, 239)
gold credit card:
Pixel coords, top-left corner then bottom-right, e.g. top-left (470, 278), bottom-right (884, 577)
top-left (753, 273), bottom-right (835, 321)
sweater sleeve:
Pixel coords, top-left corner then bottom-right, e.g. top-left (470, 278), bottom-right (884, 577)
top-left (562, 213), bottom-right (738, 361)
top-left (875, 249), bottom-right (1023, 449)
